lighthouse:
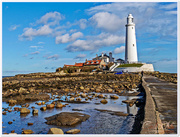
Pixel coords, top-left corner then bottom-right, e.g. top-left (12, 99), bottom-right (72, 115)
top-left (125, 14), bottom-right (138, 63)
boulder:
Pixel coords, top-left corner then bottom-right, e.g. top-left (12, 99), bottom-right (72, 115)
top-left (22, 129), bottom-right (34, 134)
top-left (8, 99), bottom-right (17, 105)
top-left (8, 121), bottom-right (13, 124)
top-left (69, 97), bottom-right (74, 101)
top-left (98, 94), bottom-right (103, 98)
top-left (66, 129), bottom-right (80, 134)
top-left (20, 108), bottom-right (30, 114)
top-left (46, 104), bottom-right (55, 109)
top-left (48, 128), bottom-right (64, 134)
top-left (76, 98), bottom-right (81, 101)
top-left (40, 106), bottom-right (46, 111)
top-left (37, 102), bottom-right (41, 105)
top-left (32, 109), bottom-right (38, 114)
top-left (19, 87), bottom-right (27, 94)
top-left (80, 93), bottom-right (86, 98)
top-left (100, 99), bottom-right (108, 104)
top-left (28, 123), bottom-right (33, 125)
top-left (45, 112), bottom-right (90, 126)
top-left (80, 86), bottom-right (84, 90)
top-left (110, 95), bottom-right (119, 99)
top-left (25, 103), bottom-right (29, 108)
top-left (107, 88), bottom-right (113, 93)
top-left (14, 107), bottom-right (19, 111)
top-left (56, 103), bottom-right (63, 108)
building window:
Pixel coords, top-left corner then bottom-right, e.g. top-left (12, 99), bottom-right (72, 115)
top-left (132, 27), bottom-right (133, 29)
top-left (133, 44), bottom-right (134, 46)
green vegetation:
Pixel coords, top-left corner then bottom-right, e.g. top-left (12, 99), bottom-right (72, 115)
top-left (117, 63), bottom-right (143, 68)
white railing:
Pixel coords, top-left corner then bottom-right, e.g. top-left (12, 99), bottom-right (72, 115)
top-left (109, 63), bottom-right (116, 71)
top-left (109, 62), bottom-right (120, 71)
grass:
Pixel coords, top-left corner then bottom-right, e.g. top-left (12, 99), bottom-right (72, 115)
top-left (117, 63), bottom-right (143, 68)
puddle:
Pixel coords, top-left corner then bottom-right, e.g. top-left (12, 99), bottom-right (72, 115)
top-left (2, 91), bottom-right (142, 134)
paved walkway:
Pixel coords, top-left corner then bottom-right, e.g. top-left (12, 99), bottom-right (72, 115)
top-left (141, 75), bottom-right (177, 134)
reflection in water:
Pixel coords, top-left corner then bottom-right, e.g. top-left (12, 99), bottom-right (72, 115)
top-left (126, 96), bottom-right (138, 116)
top-left (2, 92), bottom-right (142, 134)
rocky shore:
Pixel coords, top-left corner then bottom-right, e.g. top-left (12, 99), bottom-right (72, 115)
top-left (3, 71), bottom-right (176, 134)
top-left (2, 72), bottom-right (142, 104)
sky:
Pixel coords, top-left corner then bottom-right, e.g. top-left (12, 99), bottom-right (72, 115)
top-left (2, 2), bottom-right (177, 76)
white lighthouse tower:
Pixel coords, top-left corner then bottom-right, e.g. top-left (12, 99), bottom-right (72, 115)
top-left (125, 14), bottom-right (138, 63)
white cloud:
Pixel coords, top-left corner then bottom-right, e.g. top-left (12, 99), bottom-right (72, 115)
top-left (56, 32), bottom-right (83, 44)
top-left (19, 25), bottom-right (52, 40)
top-left (31, 51), bottom-right (40, 55)
top-left (46, 54), bottom-right (59, 60)
top-left (38, 42), bottom-right (45, 44)
top-left (79, 19), bottom-right (87, 29)
top-left (87, 3), bottom-right (177, 38)
top-left (159, 3), bottom-right (177, 10)
top-left (114, 46), bottom-right (125, 54)
top-left (37, 11), bottom-right (63, 26)
top-left (9, 24), bottom-right (20, 31)
top-left (90, 12), bottom-right (123, 32)
top-left (75, 54), bottom-right (87, 59)
top-left (30, 46), bottom-right (43, 49)
top-left (66, 33), bottom-right (125, 52)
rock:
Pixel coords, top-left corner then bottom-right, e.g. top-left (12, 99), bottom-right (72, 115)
top-left (122, 100), bottom-right (136, 105)
top-left (2, 111), bottom-right (6, 115)
top-left (14, 107), bottom-right (19, 111)
top-left (20, 108), bottom-right (30, 114)
top-left (40, 106), bottom-right (46, 111)
top-left (66, 129), bottom-right (80, 134)
top-left (37, 102), bottom-right (41, 105)
top-left (22, 129), bottom-right (34, 134)
top-left (110, 95), bottom-right (119, 99)
top-left (8, 121), bottom-right (13, 124)
top-left (100, 99), bottom-right (108, 104)
top-left (11, 130), bottom-right (15, 133)
top-left (48, 128), bottom-right (64, 134)
top-left (28, 123), bottom-right (33, 125)
top-left (80, 86), bottom-right (84, 90)
top-left (8, 99), bottom-right (17, 105)
top-left (98, 94), bottom-right (103, 98)
top-left (46, 104), bottom-right (55, 109)
top-left (19, 87), bottom-right (27, 93)
top-left (8, 110), bottom-right (12, 112)
top-left (76, 98), bottom-right (81, 101)
top-left (32, 109), bottom-right (38, 114)
top-left (69, 97), bottom-right (74, 101)
top-left (56, 103), bottom-right (63, 108)
top-left (81, 93), bottom-right (86, 98)
top-left (45, 112), bottom-right (90, 126)
top-left (107, 88), bottom-right (113, 93)
top-left (42, 101), bottom-right (45, 105)
top-left (25, 103), bottom-right (29, 108)
top-left (96, 88), bottom-right (101, 92)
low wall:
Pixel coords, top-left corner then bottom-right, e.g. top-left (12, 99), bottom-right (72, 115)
top-left (114, 64), bottom-right (154, 72)
top-left (140, 76), bottom-right (164, 134)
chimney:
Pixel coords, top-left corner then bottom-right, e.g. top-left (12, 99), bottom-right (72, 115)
top-left (86, 59), bottom-right (87, 62)
top-left (96, 54), bottom-right (98, 57)
top-left (102, 52), bottom-right (104, 57)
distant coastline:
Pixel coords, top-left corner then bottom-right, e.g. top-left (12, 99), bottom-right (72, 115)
top-left (2, 76), bottom-right (13, 78)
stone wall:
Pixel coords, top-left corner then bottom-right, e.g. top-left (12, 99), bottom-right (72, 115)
top-left (114, 64), bottom-right (154, 72)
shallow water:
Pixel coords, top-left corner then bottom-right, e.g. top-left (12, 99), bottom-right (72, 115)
top-left (2, 91), bottom-right (142, 134)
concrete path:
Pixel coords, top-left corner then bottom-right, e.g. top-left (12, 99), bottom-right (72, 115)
top-left (141, 75), bottom-right (177, 134)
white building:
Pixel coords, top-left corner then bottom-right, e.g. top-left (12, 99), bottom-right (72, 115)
top-left (125, 14), bottom-right (138, 64)
top-left (92, 52), bottom-right (114, 63)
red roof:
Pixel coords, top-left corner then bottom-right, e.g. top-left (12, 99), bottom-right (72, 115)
top-left (84, 60), bottom-right (101, 65)
top-left (74, 63), bottom-right (84, 67)
top-left (64, 65), bottom-right (74, 67)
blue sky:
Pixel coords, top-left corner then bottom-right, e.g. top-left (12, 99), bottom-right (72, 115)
top-left (2, 2), bottom-right (177, 76)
